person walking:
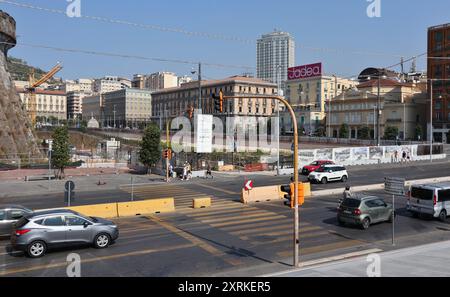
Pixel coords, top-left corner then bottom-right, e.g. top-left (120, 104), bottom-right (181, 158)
top-left (206, 163), bottom-right (213, 179)
top-left (394, 150), bottom-right (399, 163)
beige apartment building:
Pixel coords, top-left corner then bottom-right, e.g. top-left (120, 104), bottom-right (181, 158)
top-left (329, 79), bottom-right (427, 140)
top-left (151, 76), bottom-right (278, 129)
top-left (17, 88), bottom-right (67, 120)
top-left (283, 75), bottom-right (356, 134)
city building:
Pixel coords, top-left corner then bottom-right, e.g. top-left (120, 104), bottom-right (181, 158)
top-left (282, 63), bottom-right (356, 134)
top-left (427, 23), bottom-right (450, 143)
top-left (66, 91), bottom-right (92, 119)
top-left (132, 74), bottom-right (145, 89)
top-left (177, 75), bottom-right (193, 86)
top-left (82, 94), bottom-right (103, 122)
top-left (59, 79), bottom-right (93, 94)
top-left (329, 78), bottom-right (427, 140)
top-left (93, 76), bottom-right (125, 94)
top-left (256, 30), bottom-right (295, 85)
top-left (151, 76), bottom-right (278, 129)
top-left (16, 88), bottom-right (67, 121)
top-left (14, 80), bottom-right (49, 90)
top-left (145, 72), bottom-right (178, 91)
top-left (102, 88), bottom-right (152, 128)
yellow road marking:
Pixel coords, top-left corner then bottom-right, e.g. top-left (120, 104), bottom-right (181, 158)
top-left (210, 215), bottom-right (286, 228)
top-left (0, 243), bottom-right (195, 276)
top-left (147, 215), bottom-right (242, 266)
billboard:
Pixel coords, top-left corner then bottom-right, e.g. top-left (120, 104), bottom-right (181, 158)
top-left (288, 62), bottom-right (322, 80)
top-left (195, 114), bottom-right (213, 153)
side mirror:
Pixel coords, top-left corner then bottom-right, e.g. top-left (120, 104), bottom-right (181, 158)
top-left (83, 222), bottom-right (89, 228)
top-left (328, 170), bottom-right (333, 173)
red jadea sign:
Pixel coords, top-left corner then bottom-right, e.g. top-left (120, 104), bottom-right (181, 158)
top-left (288, 62), bottom-right (322, 80)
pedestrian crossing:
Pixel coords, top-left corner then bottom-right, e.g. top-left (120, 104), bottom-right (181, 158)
top-left (182, 202), bottom-right (365, 258)
top-left (120, 184), bottom-right (238, 210)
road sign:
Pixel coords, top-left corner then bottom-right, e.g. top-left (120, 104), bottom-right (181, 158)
top-left (244, 180), bottom-right (253, 191)
top-left (65, 180), bottom-right (75, 191)
top-left (384, 177), bottom-right (405, 196)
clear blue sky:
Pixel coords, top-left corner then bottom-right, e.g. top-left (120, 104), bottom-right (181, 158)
top-left (1, 0), bottom-right (449, 81)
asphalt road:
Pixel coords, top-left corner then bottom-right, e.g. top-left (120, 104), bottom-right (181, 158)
top-left (1, 160), bottom-right (450, 276)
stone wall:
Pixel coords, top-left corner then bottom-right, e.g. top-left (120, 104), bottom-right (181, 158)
top-left (0, 10), bottom-right (40, 158)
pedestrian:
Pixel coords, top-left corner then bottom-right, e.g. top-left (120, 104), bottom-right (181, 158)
top-left (402, 151), bottom-right (407, 163)
top-left (206, 163), bottom-right (213, 179)
top-left (169, 164), bottom-right (173, 178)
top-left (182, 163), bottom-right (188, 180)
top-left (343, 186), bottom-right (353, 200)
top-left (394, 150), bottom-right (398, 163)
top-left (407, 151), bottom-right (411, 162)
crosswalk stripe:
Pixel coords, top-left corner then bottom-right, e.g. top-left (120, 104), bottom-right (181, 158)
top-left (220, 219), bottom-right (292, 232)
top-left (198, 211), bottom-right (275, 224)
top-left (236, 225), bottom-right (322, 239)
top-left (210, 215), bottom-right (286, 228)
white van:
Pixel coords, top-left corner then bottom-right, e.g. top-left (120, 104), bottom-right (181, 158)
top-left (407, 183), bottom-right (450, 222)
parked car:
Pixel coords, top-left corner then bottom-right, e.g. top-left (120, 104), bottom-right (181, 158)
top-left (0, 205), bottom-right (33, 237)
top-left (11, 209), bottom-right (119, 258)
top-left (301, 160), bottom-right (334, 175)
top-left (337, 196), bottom-right (394, 230)
top-left (308, 165), bottom-right (348, 184)
top-left (406, 182), bottom-right (450, 222)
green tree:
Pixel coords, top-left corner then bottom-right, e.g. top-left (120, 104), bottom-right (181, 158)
top-left (139, 123), bottom-right (161, 174)
top-left (358, 126), bottom-right (370, 140)
top-left (339, 123), bottom-right (349, 139)
top-left (384, 126), bottom-right (399, 140)
top-left (415, 125), bottom-right (423, 141)
top-left (80, 120), bottom-right (88, 133)
top-left (51, 126), bottom-right (70, 179)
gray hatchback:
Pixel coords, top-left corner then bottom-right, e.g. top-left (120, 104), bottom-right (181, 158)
top-left (11, 209), bottom-right (119, 258)
top-left (337, 196), bottom-right (394, 230)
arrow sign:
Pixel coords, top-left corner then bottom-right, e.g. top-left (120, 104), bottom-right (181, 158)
top-left (244, 180), bottom-right (253, 191)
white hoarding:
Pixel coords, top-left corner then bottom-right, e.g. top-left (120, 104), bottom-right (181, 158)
top-left (195, 114), bottom-right (213, 153)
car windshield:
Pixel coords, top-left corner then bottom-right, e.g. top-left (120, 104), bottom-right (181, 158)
top-left (342, 199), bottom-right (361, 208)
top-left (89, 216), bottom-right (99, 223)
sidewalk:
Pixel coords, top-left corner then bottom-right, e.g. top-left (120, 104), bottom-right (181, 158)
top-left (265, 240), bottom-right (450, 277)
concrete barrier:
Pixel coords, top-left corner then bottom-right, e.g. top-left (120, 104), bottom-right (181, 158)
top-left (193, 197), bottom-right (211, 209)
top-left (191, 170), bottom-right (206, 178)
top-left (117, 198), bottom-right (175, 216)
top-left (241, 185), bottom-right (283, 204)
top-left (67, 203), bottom-right (119, 218)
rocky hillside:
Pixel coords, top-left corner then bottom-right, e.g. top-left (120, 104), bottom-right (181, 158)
top-left (7, 56), bottom-right (59, 83)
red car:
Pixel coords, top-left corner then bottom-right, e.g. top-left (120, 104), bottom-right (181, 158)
top-left (301, 160), bottom-right (334, 175)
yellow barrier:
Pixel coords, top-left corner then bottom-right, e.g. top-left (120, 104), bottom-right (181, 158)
top-left (193, 197), bottom-right (211, 209)
top-left (117, 198), bottom-right (175, 216)
top-left (303, 182), bottom-right (311, 197)
top-left (66, 203), bottom-right (119, 218)
top-left (241, 185), bottom-right (283, 204)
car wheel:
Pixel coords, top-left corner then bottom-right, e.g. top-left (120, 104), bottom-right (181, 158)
top-left (341, 175), bottom-right (348, 182)
top-left (94, 233), bottom-right (111, 249)
top-left (321, 177), bottom-right (328, 184)
top-left (439, 210), bottom-right (447, 222)
top-left (27, 240), bottom-right (47, 258)
top-left (361, 218), bottom-right (370, 230)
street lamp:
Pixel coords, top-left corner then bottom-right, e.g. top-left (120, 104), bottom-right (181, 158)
top-left (191, 63), bottom-right (202, 113)
top-left (366, 71), bottom-right (387, 146)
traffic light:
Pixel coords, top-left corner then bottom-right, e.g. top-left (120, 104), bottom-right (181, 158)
top-left (163, 149), bottom-right (168, 159)
top-left (167, 148), bottom-right (172, 160)
top-left (212, 90), bottom-right (223, 113)
top-left (281, 182), bottom-right (305, 208)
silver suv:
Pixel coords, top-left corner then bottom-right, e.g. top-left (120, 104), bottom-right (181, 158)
top-left (11, 209), bottom-right (119, 258)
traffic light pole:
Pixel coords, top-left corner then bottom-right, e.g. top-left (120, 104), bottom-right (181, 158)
top-left (222, 94), bottom-right (300, 267)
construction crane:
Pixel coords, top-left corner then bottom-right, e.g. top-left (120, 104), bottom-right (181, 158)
top-left (26, 63), bottom-right (63, 125)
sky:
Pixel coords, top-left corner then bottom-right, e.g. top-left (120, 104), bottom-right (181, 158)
top-left (1, 0), bottom-right (449, 81)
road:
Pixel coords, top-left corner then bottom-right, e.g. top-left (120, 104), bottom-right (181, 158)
top-left (0, 160), bottom-right (450, 276)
